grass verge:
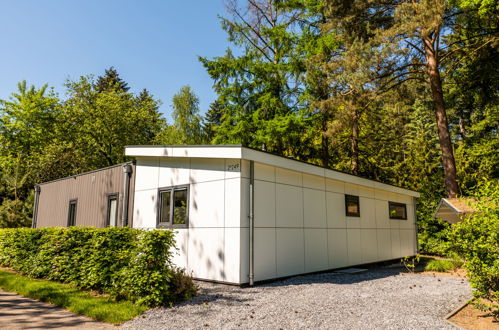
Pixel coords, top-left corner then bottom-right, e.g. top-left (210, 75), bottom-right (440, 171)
top-left (0, 269), bottom-right (147, 325)
top-left (424, 257), bottom-right (464, 272)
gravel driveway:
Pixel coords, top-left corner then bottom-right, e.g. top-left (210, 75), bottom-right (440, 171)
top-left (124, 266), bottom-right (471, 330)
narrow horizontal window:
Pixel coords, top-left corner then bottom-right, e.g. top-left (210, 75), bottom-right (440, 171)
top-left (345, 195), bottom-right (360, 217)
top-left (389, 202), bottom-right (407, 220)
top-left (157, 185), bottom-right (189, 229)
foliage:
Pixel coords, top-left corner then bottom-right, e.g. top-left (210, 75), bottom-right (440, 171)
top-left (424, 257), bottom-right (464, 272)
top-left (448, 180), bottom-right (499, 316)
top-left (0, 69), bottom-right (166, 228)
top-left (155, 86), bottom-right (206, 145)
top-left (0, 227), bottom-right (196, 307)
top-left (199, 0), bottom-right (309, 156)
top-left (0, 269), bottom-right (146, 324)
top-left (402, 254), bottom-right (420, 273)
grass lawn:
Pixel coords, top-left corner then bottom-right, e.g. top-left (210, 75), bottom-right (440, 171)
top-left (0, 269), bottom-right (147, 325)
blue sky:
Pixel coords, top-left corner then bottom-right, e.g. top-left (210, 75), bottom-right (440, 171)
top-left (0, 0), bottom-right (230, 120)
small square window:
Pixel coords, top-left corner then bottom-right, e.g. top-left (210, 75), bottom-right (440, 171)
top-left (157, 185), bottom-right (189, 228)
top-left (345, 195), bottom-right (360, 217)
top-left (389, 202), bottom-right (407, 220)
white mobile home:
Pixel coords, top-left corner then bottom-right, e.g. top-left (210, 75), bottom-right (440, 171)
top-left (125, 145), bottom-right (419, 285)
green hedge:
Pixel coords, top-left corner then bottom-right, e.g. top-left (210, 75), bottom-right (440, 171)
top-left (0, 227), bottom-right (176, 306)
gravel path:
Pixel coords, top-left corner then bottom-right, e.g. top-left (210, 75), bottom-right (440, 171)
top-left (124, 267), bottom-right (471, 330)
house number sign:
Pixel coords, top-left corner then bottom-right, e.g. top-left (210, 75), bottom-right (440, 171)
top-left (227, 162), bottom-right (240, 172)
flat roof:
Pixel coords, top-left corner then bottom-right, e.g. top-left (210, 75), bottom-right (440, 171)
top-left (125, 145), bottom-right (420, 197)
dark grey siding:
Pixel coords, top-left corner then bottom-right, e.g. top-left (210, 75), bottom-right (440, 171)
top-left (35, 163), bottom-right (135, 228)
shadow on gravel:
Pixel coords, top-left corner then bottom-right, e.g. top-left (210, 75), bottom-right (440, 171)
top-left (258, 264), bottom-right (406, 288)
top-left (174, 265), bottom-right (407, 309)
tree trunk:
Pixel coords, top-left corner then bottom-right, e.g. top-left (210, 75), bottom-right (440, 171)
top-left (351, 108), bottom-right (359, 175)
top-left (321, 116), bottom-right (329, 168)
top-left (423, 35), bottom-right (459, 198)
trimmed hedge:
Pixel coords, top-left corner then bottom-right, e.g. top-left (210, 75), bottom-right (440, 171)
top-left (0, 227), bottom-right (176, 306)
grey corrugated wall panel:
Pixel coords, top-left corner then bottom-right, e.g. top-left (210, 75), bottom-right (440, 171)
top-left (35, 163), bottom-right (136, 228)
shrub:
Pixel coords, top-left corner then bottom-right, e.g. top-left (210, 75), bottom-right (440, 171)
top-left (0, 226), bottom-right (195, 307)
top-left (448, 179), bottom-right (499, 317)
top-left (424, 258), bottom-right (463, 272)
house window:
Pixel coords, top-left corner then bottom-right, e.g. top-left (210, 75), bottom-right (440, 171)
top-left (107, 193), bottom-right (119, 227)
top-left (157, 185), bottom-right (189, 228)
top-left (345, 195), bottom-right (360, 217)
top-left (67, 199), bottom-right (77, 227)
top-left (389, 202), bottom-right (407, 220)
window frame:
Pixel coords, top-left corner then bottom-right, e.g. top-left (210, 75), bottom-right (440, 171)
top-left (67, 199), bottom-right (78, 227)
top-left (388, 201), bottom-right (407, 220)
top-left (106, 193), bottom-right (119, 227)
top-left (157, 185), bottom-right (189, 229)
top-left (345, 194), bottom-right (360, 217)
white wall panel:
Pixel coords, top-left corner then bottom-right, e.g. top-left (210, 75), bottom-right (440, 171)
top-left (254, 162), bottom-right (275, 182)
top-left (359, 186), bottom-right (375, 198)
top-left (326, 179), bottom-right (344, 194)
top-left (374, 189), bottom-right (389, 201)
top-left (190, 158), bottom-right (225, 183)
top-left (158, 157), bottom-right (190, 187)
top-left (276, 168), bottom-right (302, 186)
top-left (254, 180), bottom-right (276, 227)
top-left (390, 229), bottom-right (401, 259)
top-left (276, 184), bottom-right (303, 227)
top-left (135, 157), bottom-right (160, 191)
top-left (303, 189), bottom-right (327, 228)
top-left (224, 178), bottom-right (241, 228)
top-left (172, 229), bottom-right (189, 269)
top-left (346, 215), bottom-right (361, 229)
top-left (400, 229), bottom-right (415, 256)
top-left (328, 229), bottom-right (348, 268)
top-left (360, 197), bottom-right (376, 229)
top-left (347, 229), bottom-right (362, 265)
top-left (239, 227), bottom-right (249, 284)
top-left (303, 174), bottom-right (325, 190)
top-left (376, 229), bottom-right (392, 260)
top-left (240, 178), bottom-right (250, 228)
top-left (326, 192), bottom-right (346, 228)
top-left (240, 159), bottom-right (251, 179)
top-left (254, 228), bottom-right (276, 281)
top-left (344, 183), bottom-right (359, 196)
top-left (276, 228), bottom-right (304, 277)
top-left (224, 227), bottom-right (241, 283)
top-left (132, 189), bottom-right (157, 228)
top-left (375, 200), bottom-right (391, 229)
top-left (304, 229), bottom-right (328, 272)
top-left (361, 229), bottom-right (378, 263)
top-left (188, 228), bottom-right (225, 281)
top-left (189, 181), bottom-right (225, 227)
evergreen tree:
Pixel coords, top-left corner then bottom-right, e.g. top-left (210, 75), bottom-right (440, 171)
top-left (95, 66), bottom-right (130, 93)
top-left (200, 0), bottom-right (308, 157)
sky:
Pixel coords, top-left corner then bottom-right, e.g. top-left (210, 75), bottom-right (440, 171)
top-left (0, 0), bottom-right (230, 120)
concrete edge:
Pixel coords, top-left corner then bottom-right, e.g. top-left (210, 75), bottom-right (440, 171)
top-left (443, 300), bottom-right (470, 330)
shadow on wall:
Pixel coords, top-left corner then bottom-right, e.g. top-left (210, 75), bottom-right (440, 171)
top-left (188, 182), bottom-right (226, 281)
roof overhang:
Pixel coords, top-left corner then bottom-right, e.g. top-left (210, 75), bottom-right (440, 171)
top-left (125, 145), bottom-right (420, 198)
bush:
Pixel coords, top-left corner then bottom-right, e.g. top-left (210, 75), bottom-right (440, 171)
top-left (424, 258), bottom-right (463, 272)
top-left (0, 227), bottom-right (195, 307)
top-left (416, 197), bottom-right (452, 256)
top-left (448, 180), bottom-right (499, 317)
